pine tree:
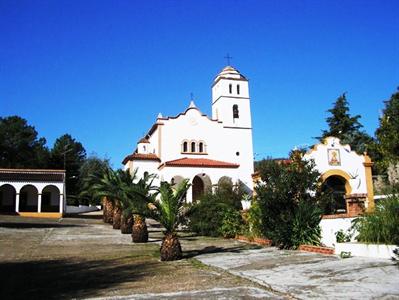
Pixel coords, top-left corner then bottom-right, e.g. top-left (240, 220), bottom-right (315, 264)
top-left (0, 116), bottom-right (50, 168)
top-left (375, 89), bottom-right (399, 170)
top-left (49, 134), bottom-right (86, 204)
top-left (320, 93), bottom-right (373, 154)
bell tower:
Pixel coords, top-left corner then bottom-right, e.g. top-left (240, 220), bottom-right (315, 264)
top-left (211, 66), bottom-right (252, 128)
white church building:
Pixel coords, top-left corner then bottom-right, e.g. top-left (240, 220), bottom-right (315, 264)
top-left (123, 66), bottom-right (254, 202)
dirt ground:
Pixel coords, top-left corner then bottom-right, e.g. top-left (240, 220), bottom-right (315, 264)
top-left (0, 213), bottom-right (278, 299)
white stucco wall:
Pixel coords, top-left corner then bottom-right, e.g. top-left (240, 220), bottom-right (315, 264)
top-left (320, 217), bottom-right (357, 247)
top-left (335, 243), bottom-right (397, 259)
top-left (304, 137), bottom-right (367, 195)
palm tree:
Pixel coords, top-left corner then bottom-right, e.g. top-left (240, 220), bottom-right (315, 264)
top-left (102, 196), bottom-right (114, 224)
top-left (124, 172), bottom-right (156, 243)
top-left (89, 167), bottom-right (154, 241)
top-left (79, 165), bottom-right (114, 224)
top-left (89, 168), bottom-right (129, 227)
top-left (145, 179), bottom-right (191, 261)
top-left (112, 200), bottom-right (123, 229)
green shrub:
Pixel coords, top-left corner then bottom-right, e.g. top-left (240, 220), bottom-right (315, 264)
top-left (352, 194), bottom-right (399, 244)
top-left (291, 201), bottom-right (322, 249)
top-left (255, 152), bottom-right (323, 249)
top-left (335, 229), bottom-right (352, 243)
top-left (219, 208), bottom-right (243, 238)
top-left (188, 182), bottom-right (245, 237)
top-left (188, 195), bottom-right (228, 236)
top-left (247, 200), bottom-right (263, 238)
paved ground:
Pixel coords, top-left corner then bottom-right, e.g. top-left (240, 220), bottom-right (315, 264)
top-left (197, 247), bottom-right (399, 299)
top-left (0, 213), bottom-right (277, 299)
top-left (0, 213), bottom-right (398, 299)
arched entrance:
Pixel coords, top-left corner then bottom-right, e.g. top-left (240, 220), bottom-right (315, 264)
top-left (41, 185), bottom-right (60, 212)
top-left (321, 175), bottom-right (348, 214)
top-left (19, 185), bottom-right (38, 212)
top-left (192, 174), bottom-right (212, 202)
top-left (0, 184), bottom-right (16, 212)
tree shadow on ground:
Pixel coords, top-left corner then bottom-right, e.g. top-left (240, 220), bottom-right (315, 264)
top-left (0, 222), bottom-right (82, 229)
top-left (183, 244), bottom-right (261, 259)
top-left (64, 213), bottom-right (102, 220)
top-left (0, 257), bottom-right (157, 299)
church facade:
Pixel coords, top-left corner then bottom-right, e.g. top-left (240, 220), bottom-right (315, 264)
top-left (123, 66), bottom-right (255, 203)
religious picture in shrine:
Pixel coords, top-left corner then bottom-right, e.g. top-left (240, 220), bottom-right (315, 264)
top-left (328, 149), bottom-right (341, 166)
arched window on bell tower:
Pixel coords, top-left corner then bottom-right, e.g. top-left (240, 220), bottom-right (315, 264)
top-left (237, 84), bottom-right (240, 95)
top-left (191, 141), bottom-right (196, 153)
top-left (182, 141), bottom-right (188, 153)
top-left (199, 142), bottom-right (204, 153)
top-left (229, 84), bottom-right (232, 94)
top-left (233, 104), bottom-right (239, 119)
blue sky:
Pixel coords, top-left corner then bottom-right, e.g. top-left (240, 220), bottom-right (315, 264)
top-left (1, 0), bottom-right (398, 167)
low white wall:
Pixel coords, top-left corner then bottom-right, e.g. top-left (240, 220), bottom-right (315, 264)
top-left (336, 243), bottom-right (398, 259)
top-left (66, 205), bottom-right (100, 214)
top-left (320, 217), bottom-right (357, 247)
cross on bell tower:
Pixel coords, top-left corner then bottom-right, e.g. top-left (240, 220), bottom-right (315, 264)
top-left (224, 53), bottom-right (233, 65)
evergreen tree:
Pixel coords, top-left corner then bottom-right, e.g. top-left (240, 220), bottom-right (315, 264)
top-left (49, 134), bottom-right (86, 204)
top-left (320, 93), bottom-right (373, 154)
top-left (0, 116), bottom-right (49, 168)
top-left (78, 155), bottom-right (111, 205)
top-left (375, 89), bottom-right (399, 170)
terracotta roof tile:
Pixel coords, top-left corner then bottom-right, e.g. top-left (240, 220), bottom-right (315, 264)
top-left (160, 157), bottom-right (239, 169)
top-left (138, 137), bottom-right (150, 144)
top-left (0, 169), bottom-right (65, 182)
top-left (122, 153), bottom-right (160, 165)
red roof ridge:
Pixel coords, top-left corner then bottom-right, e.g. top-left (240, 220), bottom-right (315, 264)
top-left (159, 157), bottom-right (239, 169)
top-left (122, 153), bottom-right (161, 165)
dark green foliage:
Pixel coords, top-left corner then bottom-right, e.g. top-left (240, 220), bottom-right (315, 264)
top-left (255, 152), bottom-right (323, 249)
top-left (247, 199), bottom-right (263, 238)
top-left (146, 180), bottom-right (191, 234)
top-left (187, 194), bottom-right (229, 236)
top-left (219, 208), bottom-right (242, 238)
top-left (335, 229), bottom-right (352, 243)
top-left (188, 182), bottom-right (246, 237)
top-left (375, 90), bottom-right (399, 172)
top-left (49, 134), bottom-right (86, 205)
top-left (320, 93), bottom-right (373, 154)
top-left (290, 201), bottom-right (322, 248)
top-left (352, 194), bottom-right (399, 245)
top-left (78, 156), bottom-right (111, 205)
top-left (0, 116), bottom-right (49, 168)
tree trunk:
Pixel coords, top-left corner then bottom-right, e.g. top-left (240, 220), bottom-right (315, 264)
top-left (103, 197), bottom-right (114, 224)
top-left (132, 215), bottom-right (148, 243)
top-left (120, 213), bottom-right (133, 234)
top-left (112, 204), bottom-right (122, 229)
top-left (160, 232), bottom-right (182, 261)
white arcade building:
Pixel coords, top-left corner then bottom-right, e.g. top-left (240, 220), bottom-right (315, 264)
top-left (123, 66), bottom-right (254, 202)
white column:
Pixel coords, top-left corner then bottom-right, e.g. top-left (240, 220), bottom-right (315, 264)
top-left (37, 194), bottom-right (42, 213)
top-left (15, 193), bottom-right (20, 213)
top-left (186, 186), bottom-right (193, 203)
top-left (59, 194), bottom-right (64, 214)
